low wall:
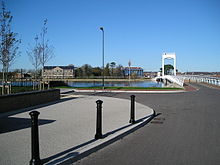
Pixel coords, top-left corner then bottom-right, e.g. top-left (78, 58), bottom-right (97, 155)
top-left (0, 89), bottom-right (60, 113)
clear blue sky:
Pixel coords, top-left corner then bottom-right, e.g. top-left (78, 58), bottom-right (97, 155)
top-left (6, 0), bottom-right (220, 72)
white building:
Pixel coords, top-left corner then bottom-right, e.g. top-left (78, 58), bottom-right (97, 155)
top-left (43, 65), bottom-right (75, 79)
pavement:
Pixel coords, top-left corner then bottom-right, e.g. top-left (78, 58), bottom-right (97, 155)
top-left (0, 93), bottom-right (154, 165)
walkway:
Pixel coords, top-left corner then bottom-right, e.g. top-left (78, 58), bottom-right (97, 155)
top-left (0, 95), bottom-right (153, 165)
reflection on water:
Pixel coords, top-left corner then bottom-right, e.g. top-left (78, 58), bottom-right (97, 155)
top-left (67, 81), bottom-right (163, 88)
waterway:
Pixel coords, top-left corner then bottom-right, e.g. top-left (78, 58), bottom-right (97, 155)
top-left (0, 80), bottom-right (163, 88)
top-left (67, 80), bottom-right (163, 88)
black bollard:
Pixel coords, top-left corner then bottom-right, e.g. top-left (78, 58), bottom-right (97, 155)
top-left (95, 100), bottom-right (103, 139)
top-left (129, 95), bottom-right (135, 124)
top-left (29, 111), bottom-right (41, 165)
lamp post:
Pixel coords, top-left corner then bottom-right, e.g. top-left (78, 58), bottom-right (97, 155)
top-left (128, 60), bottom-right (131, 85)
top-left (100, 27), bottom-right (104, 90)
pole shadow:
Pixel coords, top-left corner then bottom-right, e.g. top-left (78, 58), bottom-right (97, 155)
top-left (0, 117), bottom-right (55, 134)
top-left (42, 139), bottom-right (97, 164)
top-left (102, 113), bottom-right (155, 138)
top-left (42, 112), bottom-right (160, 165)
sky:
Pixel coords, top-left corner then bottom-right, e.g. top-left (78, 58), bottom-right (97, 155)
top-left (4, 0), bottom-right (220, 72)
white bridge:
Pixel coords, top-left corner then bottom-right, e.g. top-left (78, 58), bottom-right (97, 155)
top-left (155, 52), bottom-right (185, 87)
top-left (155, 52), bottom-right (220, 88)
top-left (155, 75), bottom-right (220, 87)
top-left (155, 75), bottom-right (185, 87)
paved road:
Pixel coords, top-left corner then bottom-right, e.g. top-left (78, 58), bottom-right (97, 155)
top-left (73, 84), bottom-right (220, 165)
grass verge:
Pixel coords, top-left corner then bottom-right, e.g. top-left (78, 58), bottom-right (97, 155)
top-left (0, 86), bottom-right (38, 95)
top-left (55, 86), bottom-right (183, 90)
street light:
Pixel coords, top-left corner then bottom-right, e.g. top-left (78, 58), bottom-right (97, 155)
top-left (128, 60), bottom-right (131, 85)
top-left (100, 27), bottom-right (104, 90)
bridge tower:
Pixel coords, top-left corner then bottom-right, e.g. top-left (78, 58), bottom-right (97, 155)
top-left (162, 52), bottom-right (176, 76)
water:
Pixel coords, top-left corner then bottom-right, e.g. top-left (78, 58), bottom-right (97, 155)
top-left (0, 80), bottom-right (163, 88)
top-left (0, 81), bottom-right (38, 86)
top-left (67, 80), bottom-right (163, 88)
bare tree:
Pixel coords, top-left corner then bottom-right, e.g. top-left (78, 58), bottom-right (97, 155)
top-left (26, 35), bottom-right (42, 89)
top-left (26, 35), bottom-right (41, 79)
top-left (0, 1), bottom-right (20, 94)
top-left (39, 19), bottom-right (53, 79)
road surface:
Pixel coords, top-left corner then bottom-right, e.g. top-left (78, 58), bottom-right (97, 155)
top-left (73, 83), bottom-right (220, 165)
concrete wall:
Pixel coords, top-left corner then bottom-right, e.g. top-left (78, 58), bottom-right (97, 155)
top-left (0, 89), bottom-right (60, 113)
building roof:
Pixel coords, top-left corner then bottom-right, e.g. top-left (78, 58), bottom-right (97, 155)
top-left (44, 66), bottom-right (74, 69)
top-left (123, 67), bottom-right (143, 70)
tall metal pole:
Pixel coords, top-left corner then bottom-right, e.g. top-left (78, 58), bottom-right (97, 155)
top-left (100, 27), bottom-right (104, 90)
top-left (128, 60), bottom-right (131, 86)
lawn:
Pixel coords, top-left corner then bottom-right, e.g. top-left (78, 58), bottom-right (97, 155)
top-left (0, 86), bottom-right (38, 95)
top-left (56, 86), bottom-right (183, 90)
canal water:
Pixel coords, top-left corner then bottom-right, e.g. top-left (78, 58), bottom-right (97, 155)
top-left (0, 81), bottom-right (35, 86)
top-left (67, 80), bottom-right (163, 88)
top-left (0, 80), bottom-right (163, 87)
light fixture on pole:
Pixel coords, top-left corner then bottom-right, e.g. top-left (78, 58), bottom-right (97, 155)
top-left (100, 27), bottom-right (104, 90)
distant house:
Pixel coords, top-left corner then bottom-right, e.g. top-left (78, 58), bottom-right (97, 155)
top-left (14, 73), bottom-right (32, 79)
top-left (123, 67), bottom-right (144, 78)
top-left (43, 65), bottom-right (75, 79)
top-left (143, 72), bottom-right (157, 78)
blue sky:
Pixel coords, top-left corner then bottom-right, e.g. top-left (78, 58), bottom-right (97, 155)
top-left (5, 0), bottom-right (220, 72)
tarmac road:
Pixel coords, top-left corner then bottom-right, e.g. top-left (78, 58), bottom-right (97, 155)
top-left (73, 83), bottom-right (220, 165)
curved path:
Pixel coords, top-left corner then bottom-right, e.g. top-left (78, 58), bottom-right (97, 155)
top-left (73, 83), bottom-right (220, 165)
top-left (0, 95), bottom-right (153, 165)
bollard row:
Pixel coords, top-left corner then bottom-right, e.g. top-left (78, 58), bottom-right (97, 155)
top-left (29, 95), bottom-right (137, 164)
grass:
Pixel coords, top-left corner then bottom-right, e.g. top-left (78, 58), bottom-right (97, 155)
top-left (11, 86), bottom-right (37, 93)
top-left (55, 86), bottom-right (183, 90)
top-left (0, 86), bottom-right (38, 95)
top-left (0, 86), bottom-right (183, 96)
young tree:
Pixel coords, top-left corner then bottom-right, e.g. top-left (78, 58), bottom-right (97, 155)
top-left (26, 35), bottom-right (41, 79)
top-left (26, 35), bottom-right (42, 89)
top-left (0, 1), bottom-right (20, 94)
top-left (38, 19), bottom-right (53, 78)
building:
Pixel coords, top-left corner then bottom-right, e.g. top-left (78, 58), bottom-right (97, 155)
top-left (143, 72), bottom-right (157, 78)
top-left (13, 73), bottom-right (32, 79)
top-left (43, 65), bottom-right (75, 79)
top-left (123, 67), bottom-right (144, 78)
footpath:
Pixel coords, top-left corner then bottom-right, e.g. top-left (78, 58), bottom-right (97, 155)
top-left (0, 94), bottom-right (154, 165)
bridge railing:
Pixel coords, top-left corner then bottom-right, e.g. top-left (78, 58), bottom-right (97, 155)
top-left (181, 75), bottom-right (220, 86)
